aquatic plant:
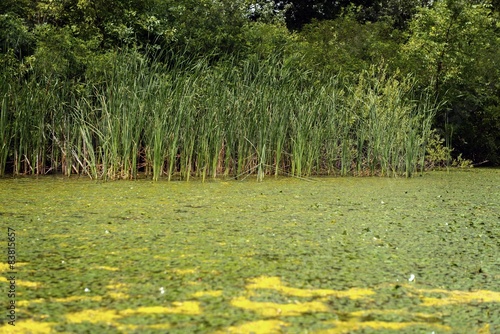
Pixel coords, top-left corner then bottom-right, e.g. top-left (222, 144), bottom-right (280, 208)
top-left (0, 73), bottom-right (11, 176)
top-left (1, 51), bottom-right (437, 179)
top-left (1, 169), bottom-right (499, 333)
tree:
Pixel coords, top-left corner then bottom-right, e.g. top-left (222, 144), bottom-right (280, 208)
top-left (401, 0), bottom-right (500, 163)
top-left (294, 15), bottom-right (403, 74)
top-left (254, 0), bottom-right (433, 30)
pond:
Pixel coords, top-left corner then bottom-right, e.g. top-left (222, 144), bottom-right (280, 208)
top-left (0, 169), bottom-right (499, 333)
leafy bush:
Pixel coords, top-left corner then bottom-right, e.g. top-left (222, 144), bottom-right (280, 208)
top-left (425, 130), bottom-right (473, 169)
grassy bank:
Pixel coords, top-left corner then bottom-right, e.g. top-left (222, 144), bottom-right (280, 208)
top-left (1, 51), bottom-right (438, 180)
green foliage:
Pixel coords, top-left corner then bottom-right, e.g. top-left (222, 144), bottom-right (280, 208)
top-left (401, 0), bottom-right (496, 93)
top-left (30, 24), bottom-right (99, 79)
top-left (451, 154), bottom-right (474, 168)
top-left (425, 130), bottom-right (473, 168)
top-left (0, 13), bottom-right (35, 77)
top-left (241, 22), bottom-right (292, 60)
top-left (0, 13), bottom-right (33, 54)
top-left (270, 0), bottom-right (431, 30)
top-left (144, 0), bottom-right (250, 58)
top-left (400, 0), bottom-right (500, 163)
top-left (294, 15), bottom-right (402, 75)
top-left (425, 130), bottom-right (453, 168)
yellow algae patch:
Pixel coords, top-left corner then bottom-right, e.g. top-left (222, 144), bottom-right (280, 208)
top-left (17, 280), bottom-right (40, 288)
top-left (405, 285), bottom-right (500, 306)
top-left (246, 276), bottom-right (282, 289)
top-left (0, 263), bottom-right (11, 272)
top-left (317, 320), bottom-right (451, 334)
top-left (121, 301), bottom-right (201, 315)
top-left (0, 320), bottom-right (55, 334)
top-left (106, 282), bottom-right (129, 290)
top-left (216, 320), bottom-right (289, 334)
top-left (18, 299), bottom-right (43, 307)
top-left (477, 323), bottom-right (490, 334)
top-left (55, 295), bottom-right (103, 303)
top-left (231, 296), bottom-right (329, 316)
top-left (191, 290), bottom-right (223, 298)
top-left (66, 309), bottom-right (121, 324)
top-left (92, 265), bottom-right (119, 271)
top-left (107, 291), bottom-right (129, 299)
top-left (0, 262), bottom-right (28, 272)
top-left (247, 276), bottom-right (374, 299)
top-left (420, 289), bottom-right (500, 306)
top-left (172, 268), bottom-right (197, 275)
top-left (0, 276), bottom-right (40, 288)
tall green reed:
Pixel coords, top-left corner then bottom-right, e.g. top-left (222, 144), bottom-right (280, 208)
top-left (2, 50), bottom-right (437, 180)
top-left (0, 81), bottom-right (10, 176)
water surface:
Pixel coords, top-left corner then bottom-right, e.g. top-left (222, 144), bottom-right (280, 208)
top-left (1, 170), bottom-right (499, 333)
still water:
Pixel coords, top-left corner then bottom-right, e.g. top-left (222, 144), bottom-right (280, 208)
top-left (0, 169), bottom-right (499, 333)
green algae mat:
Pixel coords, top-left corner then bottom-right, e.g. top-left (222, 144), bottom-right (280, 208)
top-left (1, 169), bottom-right (499, 333)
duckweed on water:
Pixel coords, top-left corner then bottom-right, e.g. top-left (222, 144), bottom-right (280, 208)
top-left (0, 169), bottom-right (499, 333)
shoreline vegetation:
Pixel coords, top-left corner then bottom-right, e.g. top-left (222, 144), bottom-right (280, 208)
top-left (0, 51), bottom-right (441, 181)
top-left (2, 1), bottom-right (499, 178)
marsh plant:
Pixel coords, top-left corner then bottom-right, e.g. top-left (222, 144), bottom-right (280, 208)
top-left (1, 51), bottom-right (438, 179)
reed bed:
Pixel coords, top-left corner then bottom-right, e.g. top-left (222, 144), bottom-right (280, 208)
top-left (0, 51), bottom-right (437, 180)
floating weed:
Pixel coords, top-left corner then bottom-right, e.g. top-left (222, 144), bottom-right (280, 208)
top-left (349, 309), bottom-right (445, 322)
top-left (1, 170), bottom-right (498, 333)
top-left (17, 296), bottom-right (103, 307)
top-left (16, 299), bottom-right (44, 307)
top-left (61, 304), bottom-right (201, 330)
top-left (417, 288), bottom-right (500, 306)
top-left (478, 324), bottom-right (491, 334)
top-left (120, 302), bottom-right (202, 316)
top-left (146, 323), bottom-right (173, 330)
top-left (105, 283), bottom-right (129, 291)
top-left (247, 276), bottom-right (375, 299)
top-left (65, 309), bottom-right (121, 324)
top-left (231, 296), bottom-right (329, 317)
top-left (91, 266), bottom-right (119, 271)
top-left (171, 268), bottom-right (197, 275)
top-left (185, 281), bottom-right (202, 286)
top-left (215, 320), bottom-right (289, 334)
top-left (316, 319), bottom-right (452, 333)
top-left (0, 262), bottom-right (28, 272)
top-left (191, 290), bottom-right (223, 298)
top-left (106, 292), bottom-right (129, 300)
top-left (0, 319), bottom-right (56, 334)
top-left (0, 319), bottom-right (172, 334)
top-left (0, 276), bottom-right (40, 288)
